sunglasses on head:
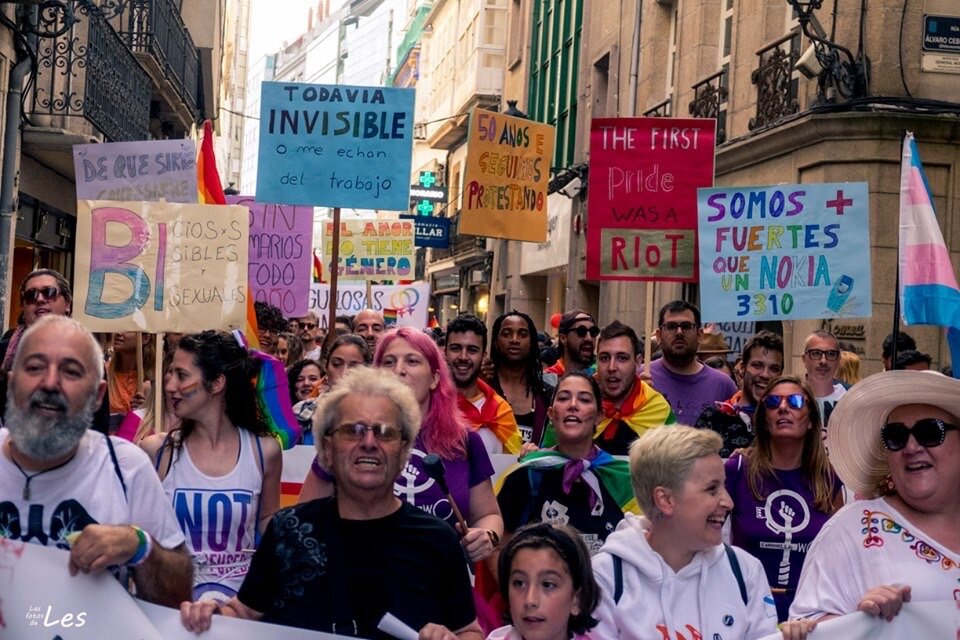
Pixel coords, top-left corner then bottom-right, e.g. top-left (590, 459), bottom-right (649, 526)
top-left (763, 393), bottom-right (806, 410)
top-left (880, 418), bottom-right (959, 452)
top-left (326, 421), bottom-right (404, 442)
top-left (22, 286), bottom-right (61, 305)
top-left (568, 325), bottom-right (600, 338)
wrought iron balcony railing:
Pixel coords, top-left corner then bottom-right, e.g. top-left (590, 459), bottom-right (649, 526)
top-left (110, 0), bottom-right (200, 121)
top-left (749, 32), bottom-right (800, 131)
top-left (643, 99), bottom-right (671, 118)
top-left (689, 70), bottom-right (728, 143)
top-left (27, 2), bottom-right (151, 142)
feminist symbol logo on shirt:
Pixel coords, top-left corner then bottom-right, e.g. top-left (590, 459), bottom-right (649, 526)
top-left (762, 489), bottom-right (811, 535)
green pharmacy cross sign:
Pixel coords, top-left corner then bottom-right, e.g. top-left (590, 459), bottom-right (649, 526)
top-left (409, 171), bottom-right (447, 216)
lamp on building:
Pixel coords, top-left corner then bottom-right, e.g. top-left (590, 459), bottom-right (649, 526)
top-left (783, 0), bottom-right (866, 100)
top-left (503, 100), bottom-right (527, 119)
top-left (224, 182), bottom-right (239, 196)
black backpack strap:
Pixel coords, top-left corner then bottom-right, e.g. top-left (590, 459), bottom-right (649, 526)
top-left (724, 543), bottom-right (748, 605)
top-left (612, 553), bottom-right (623, 604)
top-left (103, 434), bottom-right (127, 500)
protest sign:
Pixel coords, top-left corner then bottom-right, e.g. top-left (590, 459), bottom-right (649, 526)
top-left (308, 281), bottom-right (429, 328)
top-left (322, 218), bottom-right (415, 281)
top-left (757, 601), bottom-right (960, 640)
top-left (227, 195), bottom-right (313, 316)
top-left (698, 182), bottom-right (871, 321)
top-left (139, 600), bottom-right (348, 639)
top-left (460, 108), bottom-right (555, 242)
top-left (73, 200), bottom-right (249, 332)
top-left (586, 118), bottom-right (716, 281)
top-left (256, 82), bottom-right (414, 209)
top-left (73, 139), bottom-right (198, 203)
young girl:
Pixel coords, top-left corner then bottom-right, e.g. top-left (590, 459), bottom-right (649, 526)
top-left (489, 523), bottom-right (599, 640)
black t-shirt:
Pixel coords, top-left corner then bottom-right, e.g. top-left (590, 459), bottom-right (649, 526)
top-left (498, 466), bottom-right (625, 555)
top-left (239, 498), bottom-right (476, 637)
top-left (594, 420), bottom-right (639, 456)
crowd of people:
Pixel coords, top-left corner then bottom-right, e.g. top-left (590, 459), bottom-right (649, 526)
top-left (2, 266), bottom-right (958, 640)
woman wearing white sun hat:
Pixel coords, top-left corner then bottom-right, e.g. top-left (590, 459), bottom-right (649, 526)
top-left (790, 369), bottom-right (960, 622)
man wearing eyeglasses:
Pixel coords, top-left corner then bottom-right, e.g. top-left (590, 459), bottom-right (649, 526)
top-left (296, 311), bottom-right (322, 360)
top-left (648, 301), bottom-right (737, 426)
top-left (544, 309), bottom-right (599, 376)
top-left (181, 366), bottom-right (482, 639)
top-left (801, 330), bottom-right (846, 438)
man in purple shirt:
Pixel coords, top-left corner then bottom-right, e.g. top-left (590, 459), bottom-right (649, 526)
top-left (648, 301), bottom-right (737, 425)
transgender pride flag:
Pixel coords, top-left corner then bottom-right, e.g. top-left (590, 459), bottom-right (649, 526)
top-left (898, 131), bottom-right (960, 377)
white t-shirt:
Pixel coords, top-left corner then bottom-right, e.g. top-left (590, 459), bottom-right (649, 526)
top-left (790, 497), bottom-right (960, 619)
top-left (0, 428), bottom-right (183, 550)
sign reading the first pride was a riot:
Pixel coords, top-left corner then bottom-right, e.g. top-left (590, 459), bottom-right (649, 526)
top-left (256, 82), bottom-right (414, 209)
top-left (73, 139), bottom-right (198, 203)
top-left (460, 109), bottom-right (555, 242)
top-left (586, 118), bottom-right (716, 281)
top-left (73, 200), bottom-right (249, 332)
top-left (697, 182), bottom-right (871, 322)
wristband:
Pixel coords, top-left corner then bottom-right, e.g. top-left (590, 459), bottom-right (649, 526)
top-left (486, 529), bottom-right (500, 549)
top-left (127, 525), bottom-right (153, 567)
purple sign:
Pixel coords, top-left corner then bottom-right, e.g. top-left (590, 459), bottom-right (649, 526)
top-left (73, 139), bottom-right (198, 203)
top-left (227, 195), bottom-right (314, 316)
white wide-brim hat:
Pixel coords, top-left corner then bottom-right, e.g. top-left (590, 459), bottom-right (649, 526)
top-left (827, 370), bottom-right (960, 498)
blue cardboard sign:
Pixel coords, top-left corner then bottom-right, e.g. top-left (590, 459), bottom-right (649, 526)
top-left (697, 182), bottom-right (871, 322)
top-left (256, 82), bottom-right (415, 209)
top-left (401, 214), bottom-right (450, 249)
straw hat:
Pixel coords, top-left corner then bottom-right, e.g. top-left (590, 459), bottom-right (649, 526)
top-left (697, 333), bottom-right (733, 355)
top-left (826, 370), bottom-right (960, 498)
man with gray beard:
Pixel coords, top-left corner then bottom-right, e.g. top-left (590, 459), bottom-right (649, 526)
top-left (0, 315), bottom-right (191, 606)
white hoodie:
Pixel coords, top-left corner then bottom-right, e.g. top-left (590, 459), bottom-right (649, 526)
top-left (591, 514), bottom-right (778, 640)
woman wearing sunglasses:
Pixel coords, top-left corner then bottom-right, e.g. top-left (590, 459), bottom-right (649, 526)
top-left (724, 375), bottom-right (842, 622)
top-left (790, 370), bottom-right (960, 623)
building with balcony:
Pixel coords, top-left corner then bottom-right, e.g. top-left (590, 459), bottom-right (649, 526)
top-left (0, 0), bottom-right (224, 328)
top-left (560, 0), bottom-right (960, 373)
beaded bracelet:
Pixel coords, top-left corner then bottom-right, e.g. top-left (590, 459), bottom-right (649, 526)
top-left (127, 525), bottom-right (153, 567)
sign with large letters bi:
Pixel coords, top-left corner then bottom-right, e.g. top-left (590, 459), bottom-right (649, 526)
top-left (73, 200), bottom-right (249, 332)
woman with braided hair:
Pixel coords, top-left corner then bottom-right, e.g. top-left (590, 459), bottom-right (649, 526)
top-left (141, 330), bottom-right (282, 603)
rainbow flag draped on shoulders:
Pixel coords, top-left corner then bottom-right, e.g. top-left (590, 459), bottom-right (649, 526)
top-left (494, 448), bottom-right (639, 516)
top-left (457, 379), bottom-right (523, 454)
top-left (898, 131), bottom-right (960, 378)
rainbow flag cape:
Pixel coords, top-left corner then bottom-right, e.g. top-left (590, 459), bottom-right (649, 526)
top-left (457, 379), bottom-right (523, 454)
top-left (899, 131), bottom-right (960, 378)
top-left (494, 448), bottom-right (640, 516)
top-left (542, 378), bottom-right (675, 447)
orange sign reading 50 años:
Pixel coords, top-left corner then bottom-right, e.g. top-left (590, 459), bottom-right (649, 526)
top-left (460, 109), bottom-right (555, 242)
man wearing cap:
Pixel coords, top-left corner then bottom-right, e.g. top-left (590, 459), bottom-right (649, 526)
top-left (0, 315), bottom-right (191, 606)
top-left (791, 370), bottom-right (960, 623)
top-left (801, 330), bottom-right (846, 437)
top-left (648, 301), bottom-right (737, 426)
top-left (544, 309), bottom-right (598, 376)
top-left (694, 330), bottom-right (784, 457)
top-left (181, 366), bottom-right (482, 638)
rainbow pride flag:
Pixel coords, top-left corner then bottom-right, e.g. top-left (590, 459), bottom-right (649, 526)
top-left (899, 131), bottom-right (960, 378)
top-left (383, 308), bottom-right (398, 326)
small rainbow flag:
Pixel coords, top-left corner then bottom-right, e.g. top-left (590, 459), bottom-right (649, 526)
top-left (383, 308), bottom-right (398, 326)
top-left (197, 120), bottom-right (226, 205)
top-left (250, 347), bottom-right (302, 449)
top-left (312, 251), bottom-right (324, 283)
top-left (428, 315), bottom-right (440, 329)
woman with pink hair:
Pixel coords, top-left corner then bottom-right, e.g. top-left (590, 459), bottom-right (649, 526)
top-left (298, 327), bottom-right (503, 563)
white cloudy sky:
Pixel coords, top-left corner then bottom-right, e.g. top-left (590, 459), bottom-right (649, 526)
top-left (248, 0), bottom-right (345, 61)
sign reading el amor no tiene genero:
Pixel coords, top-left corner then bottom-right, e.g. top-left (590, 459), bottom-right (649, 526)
top-left (460, 108), bottom-right (555, 242)
top-left (586, 117), bottom-right (716, 281)
top-left (256, 82), bottom-right (414, 210)
top-left (73, 200), bottom-right (249, 333)
top-left (697, 182), bottom-right (871, 322)
top-left (322, 218), bottom-right (416, 281)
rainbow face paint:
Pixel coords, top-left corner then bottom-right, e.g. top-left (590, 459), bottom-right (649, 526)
top-left (180, 382), bottom-right (200, 398)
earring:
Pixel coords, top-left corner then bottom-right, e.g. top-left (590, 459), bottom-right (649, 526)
top-left (876, 474), bottom-right (896, 496)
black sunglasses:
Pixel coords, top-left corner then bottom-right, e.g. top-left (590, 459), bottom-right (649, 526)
top-left (22, 286), bottom-right (61, 305)
top-left (763, 394), bottom-right (806, 410)
top-left (881, 418), bottom-right (959, 452)
top-left (298, 321), bottom-right (317, 330)
top-left (568, 325), bottom-right (600, 338)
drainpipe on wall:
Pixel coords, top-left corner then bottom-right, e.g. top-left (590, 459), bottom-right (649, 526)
top-left (0, 6), bottom-right (36, 329)
top-left (626, 0), bottom-right (643, 117)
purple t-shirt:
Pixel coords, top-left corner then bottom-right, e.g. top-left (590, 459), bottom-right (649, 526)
top-left (724, 452), bottom-right (840, 622)
top-left (394, 429), bottom-right (494, 528)
top-left (649, 358), bottom-right (738, 426)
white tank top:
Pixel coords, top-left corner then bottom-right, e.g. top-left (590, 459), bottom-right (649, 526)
top-left (160, 428), bottom-right (263, 602)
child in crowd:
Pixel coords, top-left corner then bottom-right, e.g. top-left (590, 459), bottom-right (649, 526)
top-left (488, 523), bottom-right (599, 640)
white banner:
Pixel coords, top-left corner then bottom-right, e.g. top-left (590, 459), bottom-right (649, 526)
top-left (308, 282), bottom-right (429, 329)
top-left (757, 601), bottom-right (960, 640)
top-left (0, 540), bottom-right (361, 639)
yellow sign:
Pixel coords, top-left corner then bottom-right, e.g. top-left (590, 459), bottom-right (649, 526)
top-left (322, 218), bottom-right (416, 281)
top-left (460, 109), bottom-right (555, 242)
top-left (73, 200), bottom-right (249, 332)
